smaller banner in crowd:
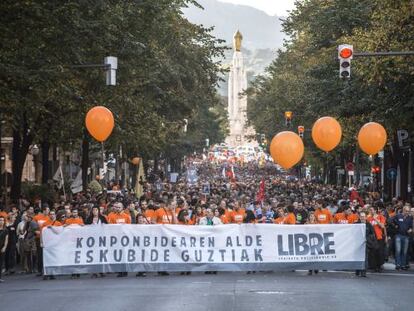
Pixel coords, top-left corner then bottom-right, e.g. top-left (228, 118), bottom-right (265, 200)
top-left (42, 224), bottom-right (366, 275)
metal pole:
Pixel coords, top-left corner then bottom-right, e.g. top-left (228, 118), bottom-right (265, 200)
top-left (101, 142), bottom-right (105, 183)
top-left (354, 51), bottom-right (414, 57)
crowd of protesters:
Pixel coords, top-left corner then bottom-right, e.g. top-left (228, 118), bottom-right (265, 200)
top-left (0, 162), bottom-right (413, 282)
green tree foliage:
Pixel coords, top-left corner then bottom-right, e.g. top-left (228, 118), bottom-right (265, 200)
top-left (0, 0), bottom-right (226, 200)
top-left (247, 0), bottom-right (413, 179)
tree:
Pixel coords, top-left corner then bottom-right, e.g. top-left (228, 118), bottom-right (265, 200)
top-left (0, 0), bottom-right (227, 200)
top-left (246, 0), bottom-right (413, 189)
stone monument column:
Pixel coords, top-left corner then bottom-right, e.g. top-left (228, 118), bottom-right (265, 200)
top-left (226, 30), bottom-right (255, 148)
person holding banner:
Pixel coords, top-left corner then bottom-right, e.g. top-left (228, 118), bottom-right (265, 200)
top-left (155, 199), bottom-right (177, 225)
top-left (306, 212), bottom-right (320, 275)
top-left (107, 202), bottom-right (131, 225)
top-left (198, 208), bottom-right (222, 225)
top-left (107, 202), bottom-right (131, 278)
top-left (177, 209), bottom-right (195, 225)
top-left (230, 202), bottom-right (246, 224)
top-left (138, 200), bottom-right (156, 224)
top-left (356, 211), bottom-right (375, 277)
top-left (314, 200), bottom-right (332, 224)
top-left (64, 208), bottom-right (84, 279)
top-left (155, 199), bottom-right (178, 276)
top-left (85, 206), bottom-right (108, 225)
top-left (64, 208), bottom-right (84, 226)
top-left (367, 206), bottom-right (386, 272)
top-left (40, 210), bottom-right (62, 280)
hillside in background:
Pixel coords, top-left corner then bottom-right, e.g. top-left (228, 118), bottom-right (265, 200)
top-left (183, 0), bottom-right (286, 95)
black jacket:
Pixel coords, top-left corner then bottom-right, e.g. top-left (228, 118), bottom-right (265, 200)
top-left (85, 215), bottom-right (108, 225)
top-left (357, 220), bottom-right (375, 240)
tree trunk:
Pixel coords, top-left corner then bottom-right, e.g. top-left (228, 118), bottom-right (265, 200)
top-left (81, 129), bottom-right (89, 192)
top-left (11, 127), bottom-right (33, 202)
top-left (41, 140), bottom-right (50, 184)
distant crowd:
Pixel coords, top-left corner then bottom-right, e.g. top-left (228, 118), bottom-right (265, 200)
top-left (0, 162), bottom-right (413, 281)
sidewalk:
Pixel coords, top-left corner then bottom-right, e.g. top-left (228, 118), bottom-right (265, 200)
top-left (382, 262), bottom-right (414, 274)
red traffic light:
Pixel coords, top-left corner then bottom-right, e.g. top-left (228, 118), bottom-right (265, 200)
top-left (339, 47), bottom-right (353, 59)
top-left (298, 126), bottom-right (305, 133)
top-left (285, 111), bottom-right (293, 120)
top-left (371, 166), bottom-right (381, 174)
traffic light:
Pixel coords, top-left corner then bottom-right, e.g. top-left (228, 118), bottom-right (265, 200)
top-left (298, 126), bottom-right (305, 138)
top-left (338, 44), bottom-right (353, 78)
top-left (260, 134), bottom-right (266, 146)
top-left (285, 111), bottom-right (293, 127)
top-left (371, 166), bottom-right (381, 174)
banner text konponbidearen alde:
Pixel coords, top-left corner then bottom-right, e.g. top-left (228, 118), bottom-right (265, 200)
top-left (42, 224), bottom-right (366, 275)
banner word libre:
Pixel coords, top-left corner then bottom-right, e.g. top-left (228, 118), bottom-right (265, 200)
top-left (42, 224), bottom-right (366, 275)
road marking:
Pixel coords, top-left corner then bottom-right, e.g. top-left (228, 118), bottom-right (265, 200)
top-left (373, 272), bottom-right (414, 277)
top-left (294, 270), bottom-right (414, 277)
top-left (237, 279), bottom-right (256, 283)
top-left (249, 290), bottom-right (289, 295)
top-left (192, 281), bottom-right (211, 284)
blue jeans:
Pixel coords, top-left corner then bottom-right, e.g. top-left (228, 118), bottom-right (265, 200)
top-left (395, 234), bottom-right (410, 267)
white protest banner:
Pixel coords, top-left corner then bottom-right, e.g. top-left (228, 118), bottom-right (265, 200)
top-left (42, 224), bottom-right (366, 275)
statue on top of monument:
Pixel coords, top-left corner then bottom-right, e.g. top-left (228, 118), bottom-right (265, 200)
top-left (233, 30), bottom-right (243, 52)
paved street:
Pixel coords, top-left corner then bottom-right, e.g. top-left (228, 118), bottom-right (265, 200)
top-left (1, 270), bottom-right (413, 311)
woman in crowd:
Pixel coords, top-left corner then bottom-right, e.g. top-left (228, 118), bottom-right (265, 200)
top-left (84, 205), bottom-right (108, 279)
top-left (22, 213), bottom-right (38, 275)
top-left (367, 206), bottom-right (386, 272)
top-left (5, 213), bottom-right (18, 275)
top-left (177, 209), bottom-right (194, 225)
top-left (0, 216), bottom-right (9, 282)
top-left (356, 211), bottom-right (376, 277)
top-left (306, 212), bottom-right (319, 275)
top-left (85, 205), bottom-right (108, 225)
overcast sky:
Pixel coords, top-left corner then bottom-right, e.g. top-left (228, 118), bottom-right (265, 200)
top-left (218, 0), bottom-right (296, 16)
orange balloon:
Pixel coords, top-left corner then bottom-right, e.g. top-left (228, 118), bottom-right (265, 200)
top-left (85, 106), bottom-right (114, 142)
top-left (131, 157), bottom-right (140, 165)
top-left (358, 122), bottom-right (387, 155)
top-left (312, 117), bottom-right (342, 152)
top-left (270, 131), bottom-right (304, 169)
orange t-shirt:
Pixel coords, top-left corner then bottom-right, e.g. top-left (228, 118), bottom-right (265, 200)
top-left (142, 209), bottom-right (156, 224)
top-left (367, 215), bottom-right (385, 240)
top-left (347, 213), bottom-right (359, 224)
top-left (34, 214), bottom-right (51, 228)
top-left (225, 209), bottom-right (234, 221)
top-left (334, 213), bottom-right (348, 224)
top-left (40, 219), bottom-right (62, 237)
top-left (178, 218), bottom-right (195, 225)
top-left (155, 208), bottom-right (175, 224)
top-left (0, 211), bottom-right (8, 219)
top-left (65, 217), bottom-right (84, 225)
top-left (220, 214), bottom-right (230, 224)
top-left (231, 209), bottom-right (246, 224)
top-left (42, 219), bottom-right (62, 228)
top-left (274, 214), bottom-right (296, 224)
top-left (274, 217), bottom-right (284, 224)
top-left (315, 209), bottom-right (332, 224)
top-left (107, 212), bottom-right (131, 224)
top-left (284, 213), bottom-right (296, 225)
